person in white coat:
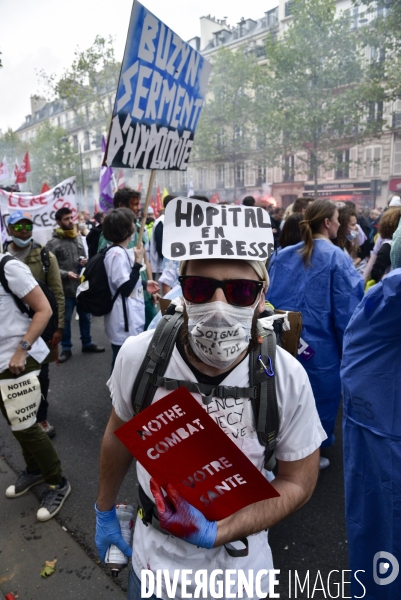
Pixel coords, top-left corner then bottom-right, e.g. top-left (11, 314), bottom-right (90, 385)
top-left (102, 208), bottom-right (159, 370)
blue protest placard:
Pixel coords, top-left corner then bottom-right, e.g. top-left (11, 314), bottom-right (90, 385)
top-left (105, 1), bottom-right (212, 171)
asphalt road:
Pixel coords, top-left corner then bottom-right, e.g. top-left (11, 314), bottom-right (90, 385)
top-left (0, 316), bottom-right (349, 599)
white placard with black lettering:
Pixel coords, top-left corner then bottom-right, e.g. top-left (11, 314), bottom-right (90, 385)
top-left (0, 372), bottom-right (41, 431)
top-left (162, 197), bottom-right (275, 261)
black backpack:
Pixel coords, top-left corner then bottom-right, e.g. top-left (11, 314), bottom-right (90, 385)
top-left (0, 254), bottom-right (58, 342)
top-left (133, 307), bottom-right (279, 558)
top-left (76, 246), bottom-right (129, 331)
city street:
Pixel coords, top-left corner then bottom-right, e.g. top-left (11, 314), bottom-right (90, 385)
top-left (0, 316), bottom-right (349, 599)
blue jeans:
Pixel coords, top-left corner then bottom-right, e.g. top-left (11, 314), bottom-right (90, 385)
top-left (62, 296), bottom-right (92, 351)
top-left (127, 567), bottom-right (158, 600)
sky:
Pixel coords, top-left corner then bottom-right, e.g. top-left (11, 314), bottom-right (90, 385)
top-left (0, 0), bottom-right (275, 133)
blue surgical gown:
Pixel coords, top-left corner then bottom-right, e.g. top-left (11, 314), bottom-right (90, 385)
top-left (341, 269), bottom-right (401, 599)
top-left (267, 239), bottom-right (364, 445)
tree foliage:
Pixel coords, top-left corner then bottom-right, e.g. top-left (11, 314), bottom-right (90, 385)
top-left (0, 129), bottom-right (27, 180)
top-left (193, 0), bottom-right (387, 197)
top-left (193, 48), bottom-right (259, 195)
top-left (355, 0), bottom-right (401, 101)
top-left (39, 35), bottom-right (120, 133)
top-left (28, 122), bottom-right (80, 192)
top-left (257, 0), bottom-right (385, 194)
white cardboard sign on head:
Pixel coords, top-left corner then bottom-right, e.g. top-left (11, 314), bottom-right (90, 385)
top-left (162, 197), bottom-right (275, 261)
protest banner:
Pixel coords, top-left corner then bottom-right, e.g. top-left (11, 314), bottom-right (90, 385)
top-left (115, 387), bottom-right (280, 521)
top-left (104, 1), bottom-right (212, 172)
top-left (0, 177), bottom-right (77, 246)
top-left (162, 197), bottom-right (275, 261)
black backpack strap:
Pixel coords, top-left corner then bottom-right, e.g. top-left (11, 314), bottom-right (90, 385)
top-left (40, 246), bottom-right (51, 285)
top-left (131, 310), bottom-right (184, 414)
top-left (250, 327), bottom-right (279, 471)
top-left (0, 255), bottom-right (30, 316)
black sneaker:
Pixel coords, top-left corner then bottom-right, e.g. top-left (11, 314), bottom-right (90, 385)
top-left (59, 350), bottom-right (72, 363)
top-left (37, 478), bottom-right (71, 522)
top-left (81, 344), bottom-right (105, 353)
top-left (6, 470), bottom-right (44, 498)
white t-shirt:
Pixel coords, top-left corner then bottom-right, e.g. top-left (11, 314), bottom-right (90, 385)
top-left (109, 328), bottom-right (326, 599)
top-left (0, 254), bottom-right (38, 373)
top-left (103, 246), bottom-right (145, 346)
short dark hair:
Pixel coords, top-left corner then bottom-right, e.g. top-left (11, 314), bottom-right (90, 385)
top-left (113, 187), bottom-right (141, 209)
top-left (55, 207), bottom-right (73, 221)
top-left (94, 211), bottom-right (104, 224)
top-left (273, 206), bottom-right (284, 215)
top-left (243, 196), bottom-right (255, 207)
top-left (292, 198), bottom-right (309, 213)
top-left (102, 208), bottom-right (135, 243)
top-left (163, 195), bottom-right (176, 209)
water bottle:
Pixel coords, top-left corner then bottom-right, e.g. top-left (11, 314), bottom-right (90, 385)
top-left (105, 504), bottom-right (135, 577)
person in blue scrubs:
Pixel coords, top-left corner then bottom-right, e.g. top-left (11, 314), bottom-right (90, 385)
top-left (267, 199), bottom-right (364, 467)
top-left (341, 268), bottom-right (401, 599)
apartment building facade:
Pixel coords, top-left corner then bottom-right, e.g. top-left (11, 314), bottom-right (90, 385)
top-left (14, 1), bottom-right (400, 210)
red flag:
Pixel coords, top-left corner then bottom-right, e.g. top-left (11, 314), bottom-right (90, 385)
top-left (210, 192), bottom-right (220, 204)
top-left (156, 186), bottom-right (162, 216)
top-left (14, 159), bottom-right (20, 182)
top-left (149, 195), bottom-right (156, 215)
top-left (40, 182), bottom-right (50, 193)
top-left (21, 152), bottom-right (31, 174)
top-left (138, 181), bottom-right (143, 193)
top-left (117, 169), bottom-right (125, 189)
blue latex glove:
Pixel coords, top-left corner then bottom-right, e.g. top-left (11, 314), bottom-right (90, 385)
top-left (94, 503), bottom-right (133, 562)
top-left (150, 479), bottom-right (217, 549)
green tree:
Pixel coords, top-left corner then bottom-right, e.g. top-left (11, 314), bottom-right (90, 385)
top-left (354, 0), bottom-right (401, 101)
top-left (193, 48), bottom-right (259, 200)
top-left (256, 0), bottom-right (386, 196)
top-left (39, 35), bottom-right (120, 134)
top-left (28, 122), bottom-right (80, 193)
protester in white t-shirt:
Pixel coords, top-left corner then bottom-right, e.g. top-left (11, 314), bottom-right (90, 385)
top-left (95, 254), bottom-right (326, 599)
top-left (0, 253), bottom-right (71, 521)
top-left (102, 208), bottom-right (159, 370)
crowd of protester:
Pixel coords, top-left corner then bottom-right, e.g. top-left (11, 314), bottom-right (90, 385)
top-left (1, 187), bottom-right (400, 599)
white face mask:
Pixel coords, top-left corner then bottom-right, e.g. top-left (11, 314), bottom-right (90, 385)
top-left (185, 300), bottom-right (256, 370)
top-left (346, 229), bottom-right (358, 242)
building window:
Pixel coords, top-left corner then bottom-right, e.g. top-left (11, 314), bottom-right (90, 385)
top-left (216, 164), bottom-right (225, 188)
top-left (368, 101), bottom-right (383, 122)
top-left (257, 164), bottom-right (266, 185)
top-left (364, 146), bottom-right (382, 177)
top-left (283, 155), bottom-right (295, 182)
top-left (236, 163), bottom-right (245, 185)
top-left (73, 135), bottom-right (78, 151)
top-left (83, 131), bottom-right (90, 152)
top-left (335, 150), bottom-right (350, 179)
top-left (350, 7), bottom-right (359, 30)
top-left (393, 141), bottom-right (401, 176)
top-left (181, 170), bottom-right (188, 188)
top-left (285, 1), bottom-right (293, 17)
top-left (266, 8), bottom-right (278, 27)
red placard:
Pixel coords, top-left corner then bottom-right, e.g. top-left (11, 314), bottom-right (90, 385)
top-left (115, 387), bottom-right (280, 521)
